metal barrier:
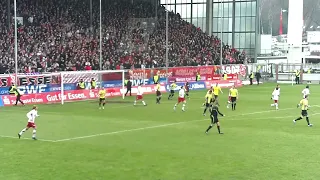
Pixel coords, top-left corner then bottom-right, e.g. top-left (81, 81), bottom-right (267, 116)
top-left (247, 63), bottom-right (320, 84)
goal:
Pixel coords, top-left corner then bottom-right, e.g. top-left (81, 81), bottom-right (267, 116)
top-left (60, 70), bottom-right (126, 104)
top-left (4, 70), bottom-right (126, 105)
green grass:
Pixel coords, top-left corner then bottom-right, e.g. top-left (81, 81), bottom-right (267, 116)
top-left (1, 83), bottom-right (320, 180)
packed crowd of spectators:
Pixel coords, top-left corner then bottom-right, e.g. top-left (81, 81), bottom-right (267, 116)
top-left (0, 0), bottom-right (246, 74)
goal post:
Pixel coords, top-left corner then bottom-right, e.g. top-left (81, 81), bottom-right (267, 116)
top-left (60, 70), bottom-right (126, 104)
top-left (2, 70), bottom-right (126, 106)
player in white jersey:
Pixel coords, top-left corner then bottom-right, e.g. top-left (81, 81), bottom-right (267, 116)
top-left (174, 86), bottom-right (186, 111)
top-left (302, 85), bottom-right (310, 99)
top-left (271, 85), bottom-right (280, 110)
top-left (18, 106), bottom-right (39, 140)
top-left (134, 83), bottom-right (147, 106)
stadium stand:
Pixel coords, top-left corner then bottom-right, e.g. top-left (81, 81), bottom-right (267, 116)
top-left (0, 0), bottom-right (246, 74)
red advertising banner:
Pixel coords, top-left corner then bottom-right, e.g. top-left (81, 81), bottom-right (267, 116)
top-left (129, 66), bottom-right (219, 79)
top-left (208, 74), bottom-right (238, 80)
top-left (129, 64), bottom-right (247, 79)
top-left (168, 74), bottom-right (238, 82)
top-left (0, 65), bottom-right (247, 85)
top-left (220, 64), bottom-right (247, 77)
top-left (1, 84), bottom-right (166, 106)
top-left (204, 80), bottom-right (243, 89)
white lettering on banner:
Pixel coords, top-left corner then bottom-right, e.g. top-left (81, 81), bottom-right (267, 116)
top-left (175, 69), bottom-right (195, 76)
top-left (190, 83), bottom-right (205, 89)
top-left (47, 94), bottom-right (59, 102)
top-left (120, 85), bottom-right (166, 94)
top-left (3, 96), bottom-right (10, 105)
top-left (67, 93), bottom-right (87, 100)
top-left (31, 98), bottom-right (44, 103)
top-left (129, 70), bottom-right (146, 79)
top-left (17, 97), bottom-right (44, 104)
top-left (18, 85), bottom-right (47, 94)
top-left (50, 85), bottom-right (73, 91)
top-left (222, 65), bottom-right (246, 76)
top-left (131, 79), bottom-right (149, 86)
top-left (159, 71), bottom-right (173, 78)
top-left (176, 77), bottom-right (204, 82)
top-left (89, 90), bottom-right (96, 98)
top-left (108, 92), bottom-right (121, 97)
top-left (208, 83), bottom-right (234, 88)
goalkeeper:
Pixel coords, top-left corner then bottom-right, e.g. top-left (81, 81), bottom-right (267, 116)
top-left (9, 83), bottom-right (24, 106)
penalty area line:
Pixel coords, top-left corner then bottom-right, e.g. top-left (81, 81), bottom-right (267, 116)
top-left (54, 120), bottom-right (204, 142)
top-left (54, 107), bottom-right (309, 142)
top-left (0, 135), bottom-right (55, 142)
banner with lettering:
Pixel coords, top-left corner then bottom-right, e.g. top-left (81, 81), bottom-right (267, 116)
top-left (165, 81), bottom-right (206, 92)
top-left (128, 65), bottom-right (246, 79)
top-left (0, 84), bottom-right (167, 106)
top-left (204, 80), bottom-right (243, 88)
top-left (167, 74), bottom-right (238, 83)
top-left (0, 65), bottom-right (246, 94)
top-left (0, 84), bottom-right (76, 95)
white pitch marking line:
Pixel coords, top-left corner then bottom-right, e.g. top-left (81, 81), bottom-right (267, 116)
top-left (0, 135), bottom-right (55, 142)
top-left (235, 112), bottom-right (320, 121)
top-left (199, 106), bottom-right (297, 113)
top-left (2, 106), bottom-right (318, 142)
top-left (54, 107), bottom-right (316, 142)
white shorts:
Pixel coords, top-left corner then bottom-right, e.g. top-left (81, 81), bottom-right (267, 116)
top-left (273, 96), bottom-right (279, 101)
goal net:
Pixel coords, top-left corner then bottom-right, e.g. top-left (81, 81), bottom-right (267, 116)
top-left (0, 70), bottom-right (125, 106)
top-left (60, 70), bottom-right (125, 104)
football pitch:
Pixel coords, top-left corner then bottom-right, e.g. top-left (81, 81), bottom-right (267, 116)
top-left (1, 83), bottom-right (320, 180)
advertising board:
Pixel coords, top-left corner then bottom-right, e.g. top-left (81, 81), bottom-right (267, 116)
top-left (0, 84), bottom-right (167, 106)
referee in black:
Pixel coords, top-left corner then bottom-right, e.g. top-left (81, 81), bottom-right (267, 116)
top-left (9, 83), bottom-right (24, 106)
top-left (124, 79), bottom-right (132, 96)
top-left (205, 105), bottom-right (224, 134)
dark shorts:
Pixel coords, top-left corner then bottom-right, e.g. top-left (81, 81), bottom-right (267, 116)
top-left (205, 103), bottom-right (211, 108)
top-left (156, 91), bottom-right (161, 96)
top-left (170, 90), bottom-right (174, 94)
top-left (214, 95), bottom-right (218, 99)
top-left (231, 97), bottom-right (237, 102)
top-left (99, 98), bottom-right (105, 102)
top-left (301, 110), bottom-right (308, 117)
top-left (210, 115), bottom-right (219, 123)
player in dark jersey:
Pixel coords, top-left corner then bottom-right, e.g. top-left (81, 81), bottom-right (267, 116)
top-left (185, 82), bottom-right (190, 99)
top-left (156, 83), bottom-right (162, 104)
top-left (205, 105), bottom-right (224, 134)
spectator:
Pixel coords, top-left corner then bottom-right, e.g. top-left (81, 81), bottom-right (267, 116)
top-left (0, 0), bottom-right (246, 74)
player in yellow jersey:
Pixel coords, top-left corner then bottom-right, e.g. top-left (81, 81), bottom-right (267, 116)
top-left (203, 90), bottom-right (214, 116)
top-left (213, 83), bottom-right (223, 99)
top-left (202, 86), bottom-right (213, 106)
top-left (168, 81), bottom-right (177, 100)
top-left (98, 88), bottom-right (106, 109)
top-left (293, 95), bottom-right (312, 127)
top-left (229, 85), bottom-right (238, 111)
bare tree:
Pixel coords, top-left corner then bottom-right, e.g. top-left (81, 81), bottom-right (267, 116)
top-left (259, 0), bottom-right (267, 34)
top-left (268, 6), bottom-right (274, 35)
